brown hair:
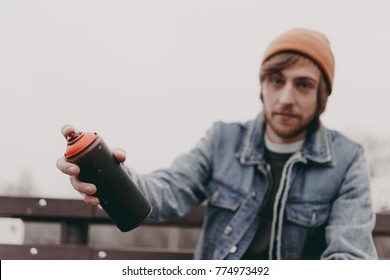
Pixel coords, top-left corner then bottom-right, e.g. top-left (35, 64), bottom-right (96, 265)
top-left (260, 52), bottom-right (329, 130)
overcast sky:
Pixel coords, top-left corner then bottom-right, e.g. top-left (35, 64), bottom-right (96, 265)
top-left (1, 0), bottom-right (390, 198)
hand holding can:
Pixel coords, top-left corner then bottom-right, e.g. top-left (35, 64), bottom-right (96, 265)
top-left (62, 126), bottom-right (152, 232)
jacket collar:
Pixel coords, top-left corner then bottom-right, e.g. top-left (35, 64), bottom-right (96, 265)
top-left (238, 113), bottom-right (334, 166)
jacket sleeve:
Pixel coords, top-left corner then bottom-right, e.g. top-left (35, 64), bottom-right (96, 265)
top-left (321, 145), bottom-right (378, 259)
top-left (125, 124), bottom-right (218, 222)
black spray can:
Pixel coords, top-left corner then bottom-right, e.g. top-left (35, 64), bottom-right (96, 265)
top-left (63, 128), bottom-right (152, 232)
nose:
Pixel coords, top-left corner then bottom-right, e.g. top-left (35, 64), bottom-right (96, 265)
top-left (278, 83), bottom-right (294, 104)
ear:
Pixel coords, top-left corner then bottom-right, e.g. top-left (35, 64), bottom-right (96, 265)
top-left (260, 91), bottom-right (264, 103)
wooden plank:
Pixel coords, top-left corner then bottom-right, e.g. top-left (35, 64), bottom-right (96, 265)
top-left (0, 244), bottom-right (92, 260)
top-left (0, 244), bottom-right (193, 260)
top-left (91, 248), bottom-right (193, 260)
top-left (373, 212), bottom-right (390, 234)
top-left (0, 196), bottom-right (93, 220)
top-left (0, 196), bottom-right (205, 227)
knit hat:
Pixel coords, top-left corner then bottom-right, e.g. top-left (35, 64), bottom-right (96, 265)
top-left (262, 28), bottom-right (335, 94)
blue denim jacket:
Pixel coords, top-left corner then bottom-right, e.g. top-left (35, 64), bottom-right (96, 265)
top-left (128, 114), bottom-right (378, 259)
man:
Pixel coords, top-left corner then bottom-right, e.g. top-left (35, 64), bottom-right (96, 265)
top-left (57, 28), bottom-right (378, 259)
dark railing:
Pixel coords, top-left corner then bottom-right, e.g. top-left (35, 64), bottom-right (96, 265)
top-left (0, 196), bottom-right (389, 259)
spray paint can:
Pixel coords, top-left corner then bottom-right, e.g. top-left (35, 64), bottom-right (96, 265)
top-left (64, 128), bottom-right (152, 232)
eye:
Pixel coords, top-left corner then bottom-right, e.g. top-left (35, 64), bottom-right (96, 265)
top-left (268, 75), bottom-right (284, 86)
top-left (297, 81), bottom-right (314, 90)
top-left (299, 82), bottom-right (309, 88)
top-left (273, 78), bottom-right (283, 85)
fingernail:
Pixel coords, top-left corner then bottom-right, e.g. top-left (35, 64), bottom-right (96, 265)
top-left (86, 186), bottom-right (95, 193)
top-left (92, 199), bottom-right (100, 206)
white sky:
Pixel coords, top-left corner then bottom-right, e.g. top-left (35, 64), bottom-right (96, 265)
top-left (1, 0), bottom-right (390, 198)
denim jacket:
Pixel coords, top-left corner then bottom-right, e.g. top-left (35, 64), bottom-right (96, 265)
top-left (128, 114), bottom-right (378, 259)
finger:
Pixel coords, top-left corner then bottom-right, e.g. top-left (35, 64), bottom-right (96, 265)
top-left (61, 124), bottom-right (76, 138)
top-left (70, 176), bottom-right (97, 195)
top-left (82, 193), bottom-right (100, 206)
top-left (113, 147), bottom-right (126, 163)
top-left (56, 157), bottom-right (80, 176)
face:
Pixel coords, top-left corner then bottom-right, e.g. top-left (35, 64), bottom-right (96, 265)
top-left (261, 58), bottom-right (320, 143)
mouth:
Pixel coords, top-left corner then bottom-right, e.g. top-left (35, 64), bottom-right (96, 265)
top-left (273, 112), bottom-right (299, 119)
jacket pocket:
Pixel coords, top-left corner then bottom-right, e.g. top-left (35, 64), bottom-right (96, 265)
top-left (205, 178), bottom-right (246, 244)
top-left (286, 201), bottom-right (331, 228)
top-left (208, 178), bottom-right (246, 211)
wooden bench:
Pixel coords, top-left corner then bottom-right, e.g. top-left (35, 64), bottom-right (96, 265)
top-left (0, 196), bottom-right (204, 259)
top-left (0, 196), bottom-right (389, 259)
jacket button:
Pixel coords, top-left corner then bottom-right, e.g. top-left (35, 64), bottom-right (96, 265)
top-left (224, 226), bottom-right (232, 235)
top-left (251, 192), bottom-right (256, 199)
top-left (229, 246), bottom-right (237, 254)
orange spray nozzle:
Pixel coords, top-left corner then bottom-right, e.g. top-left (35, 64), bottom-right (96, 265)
top-left (64, 128), bottom-right (97, 158)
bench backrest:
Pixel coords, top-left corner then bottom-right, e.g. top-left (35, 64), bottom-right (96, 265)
top-left (0, 196), bottom-right (389, 259)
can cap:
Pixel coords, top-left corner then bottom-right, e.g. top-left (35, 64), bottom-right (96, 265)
top-left (65, 130), bottom-right (97, 157)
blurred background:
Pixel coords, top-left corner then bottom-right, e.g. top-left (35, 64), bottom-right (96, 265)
top-left (1, 0), bottom-right (390, 249)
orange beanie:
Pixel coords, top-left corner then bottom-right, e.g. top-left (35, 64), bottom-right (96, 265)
top-left (262, 28), bottom-right (335, 94)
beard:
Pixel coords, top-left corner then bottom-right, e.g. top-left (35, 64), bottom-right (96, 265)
top-left (263, 106), bottom-right (315, 141)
